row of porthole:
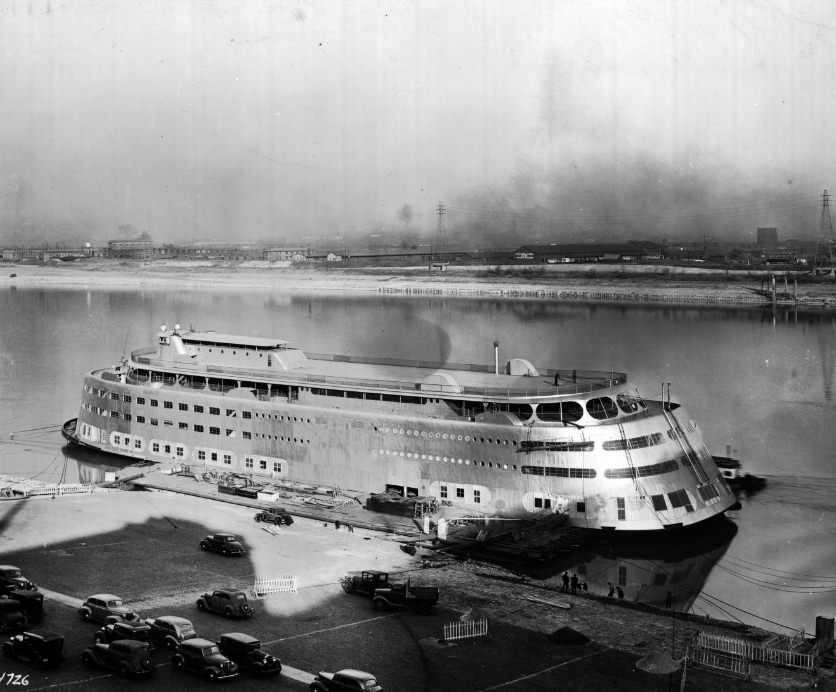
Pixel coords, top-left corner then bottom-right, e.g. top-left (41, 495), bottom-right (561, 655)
top-left (375, 426), bottom-right (515, 446)
top-left (254, 433), bottom-right (310, 444)
top-left (377, 449), bottom-right (517, 470)
top-left (252, 413), bottom-right (311, 423)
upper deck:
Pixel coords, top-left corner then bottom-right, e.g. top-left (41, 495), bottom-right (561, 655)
top-left (126, 328), bottom-right (627, 401)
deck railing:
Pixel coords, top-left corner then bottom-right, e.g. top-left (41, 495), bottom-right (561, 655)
top-left (129, 348), bottom-right (626, 399)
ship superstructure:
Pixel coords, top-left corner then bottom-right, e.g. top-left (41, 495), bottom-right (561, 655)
top-left (63, 325), bottom-right (737, 531)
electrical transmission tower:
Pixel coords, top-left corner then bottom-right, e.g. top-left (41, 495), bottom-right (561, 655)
top-left (434, 203), bottom-right (447, 269)
top-left (813, 189), bottom-right (835, 278)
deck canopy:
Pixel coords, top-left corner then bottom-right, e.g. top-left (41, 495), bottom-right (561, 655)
top-left (178, 331), bottom-right (288, 350)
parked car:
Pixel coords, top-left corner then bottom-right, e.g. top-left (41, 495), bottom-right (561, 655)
top-left (145, 615), bottom-right (197, 649)
top-left (0, 565), bottom-right (36, 593)
top-left (253, 508), bottom-right (293, 525)
top-left (171, 638), bottom-right (238, 682)
top-left (199, 533), bottom-right (245, 556)
top-left (216, 632), bottom-right (281, 676)
top-left (81, 640), bottom-right (154, 678)
top-left (0, 600), bottom-right (28, 633)
top-left (4, 590), bottom-right (44, 623)
top-left (310, 669), bottom-right (382, 691)
top-left (95, 619), bottom-right (154, 646)
top-left (196, 589), bottom-right (254, 619)
top-left (2, 631), bottom-right (64, 668)
top-left (341, 571), bottom-right (394, 597)
top-left (78, 594), bottom-right (139, 624)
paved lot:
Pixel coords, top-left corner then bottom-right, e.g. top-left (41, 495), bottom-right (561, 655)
top-left (0, 491), bottom-right (830, 691)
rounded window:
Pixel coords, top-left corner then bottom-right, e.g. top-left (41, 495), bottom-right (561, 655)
top-left (586, 397), bottom-right (619, 420)
top-left (537, 401), bottom-right (584, 422)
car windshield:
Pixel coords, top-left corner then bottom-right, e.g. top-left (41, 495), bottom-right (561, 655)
top-left (178, 623), bottom-right (195, 633)
top-left (223, 536), bottom-right (235, 542)
top-left (3, 569), bottom-right (21, 578)
top-left (363, 681), bottom-right (378, 690)
top-left (106, 599), bottom-right (124, 607)
top-left (234, 594), bottom-right (246, 602)
top-left (204, 645), bottom-right (220, 655)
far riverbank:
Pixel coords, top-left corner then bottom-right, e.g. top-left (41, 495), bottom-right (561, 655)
top-left (4, 259), bottom-right (836, 309)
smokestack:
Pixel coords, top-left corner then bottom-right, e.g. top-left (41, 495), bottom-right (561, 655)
top-left (494, 341), bottom-right (499, 375)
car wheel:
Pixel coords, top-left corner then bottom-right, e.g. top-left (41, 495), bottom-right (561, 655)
top-left (223, 607), bottom-right (233, 619)
top-left (255, 515), bottom-right (262, 523)
top-left (197, 600), bottom-right (206, 611)
top-left (373, 598), bottom-right (387, 611)
top-left (242, 604), bottom-right (252, 615)
top-left (81, 651), bottom-right (93, 667)
top-left (200, 542), bottom-right (207, 551)
top-left (166, 638), bottom-right (178, 650)
top-left (222, 548), bottom-right (229, 556)
top-left (173, 655), bottom-right (184, 669)
top-left (207, 669), bottom-right (218, 682)
top-left (117, 662), bottom-right (132, 678)
top-left (284, 516), bottom-right (294, 525)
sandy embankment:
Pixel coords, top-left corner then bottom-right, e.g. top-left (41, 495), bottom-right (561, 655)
top-left (4, 259), bottom-right (836, 308)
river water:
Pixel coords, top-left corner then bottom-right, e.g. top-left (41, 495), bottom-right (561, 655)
top-left (1, 284), bottom-right (834, 635)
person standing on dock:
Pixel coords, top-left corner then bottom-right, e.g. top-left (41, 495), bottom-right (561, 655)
top-left (561, 572), bottom-right (569, 593)
top-left (607, 582), bottom-right (614, 598)
top-left (616, 586), bottom-right (624, 600)
top-left (665, 591), bottom-right (673, 609)
top-left (570, 574), bottom-right (578, 594)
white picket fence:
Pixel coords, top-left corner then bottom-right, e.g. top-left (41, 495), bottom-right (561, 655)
top-left (252, 576), bottom-right (298, 597)
top-left (443, 618), bottom-right (489, 642)
top-left (24, 483), bottom-right (94, 497)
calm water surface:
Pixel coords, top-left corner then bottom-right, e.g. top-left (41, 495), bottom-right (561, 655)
top-left (1, 285), bottom-right (834, 634)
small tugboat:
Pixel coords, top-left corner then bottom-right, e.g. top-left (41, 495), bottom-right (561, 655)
top-left (712, 456), bottom-right (766, 493)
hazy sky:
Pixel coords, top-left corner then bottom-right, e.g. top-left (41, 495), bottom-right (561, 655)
top-left (2, 0), bottom-right (836, 245)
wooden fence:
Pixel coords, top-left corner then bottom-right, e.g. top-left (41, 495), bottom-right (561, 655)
top-left (694, 631), bottom-right (819, 671)
top-left (252, 576), bottom-right (298, 597)
top-left (25, 483), bottom-right (94, 497)
top-left (443, 618), bottom-right (489, 642)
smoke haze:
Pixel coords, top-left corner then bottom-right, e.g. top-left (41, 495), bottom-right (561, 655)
top-left (1, 0), bottom-right (834, 246)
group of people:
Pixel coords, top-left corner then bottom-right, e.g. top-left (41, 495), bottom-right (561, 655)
top-left (560, 572), bottom-right (676, 607)
top-left (560, 571), bottom-right (589, 595)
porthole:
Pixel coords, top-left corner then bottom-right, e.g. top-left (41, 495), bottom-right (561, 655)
top-left (421, 431), bottom-right (427, 437)
top-left (443, 433), bottom-right (448, 440)
top-left (458, 435), bottom-right (463, 441)
top-left (407, 430), bottom-right (412, 436)
top-left (407, 452), bottom-right (412, 458)
top-left (465, 436), bottom-right (470, 441)
top-left (443, 457), bottom-right (448, 462)
top-left (399, 428), bottom-right (404, 435)
top-left (435, 456), bottom-right (441, 461)
top-left (465, 460), bottom-right (470, 465)
top-left (458, 459), bottom-right (463, 464)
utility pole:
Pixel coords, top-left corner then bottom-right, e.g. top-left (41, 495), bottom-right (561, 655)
top-left (434, 203), bottom-right (447, 270)
top-left (813, 189), bottom-right (835, 277)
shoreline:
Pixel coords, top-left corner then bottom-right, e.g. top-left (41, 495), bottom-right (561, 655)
top-left (4, 259), bottom-right (836, 309)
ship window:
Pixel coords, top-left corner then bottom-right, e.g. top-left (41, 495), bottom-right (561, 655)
top-left (576, 501), bottom-right (586, 513)
top-left (179, 403), bottom-right (188, 411)
top-left (164, 401), bottom-right (173, 409)
top-left (440, 485), bottom-right (447, 498)
top-left (697, 483), bottom-right (719, 502)
top-left (150, 399), bottom-right (158, 407)
top-left (198, 450), bottom-right (205, 460)
top-left (176, 447), bottom-right (185, 457)
top-left (534, 497), bottom-right (543, 508)
top-left (245, 457), bottom-right (253, 469)
top-left (226, 429), bottom-right (235, 437)
top-left (616, 392), bottom-right (645, 414)
top-left (211, 452), bottom-right (217, 461)
top-left (124, 414), bottom-right (131, 421)
top-left (273, 461), bottom-right (281, 473)
top-left (243, 432), bottom-right (251, 439)
top-left (259, 460), bottom-right (267, 470)
top-left (194, 405), bottom-right (204, 413)
top-left (110, 393), bottom-right (118, 400)
top-left (137, 416), bottom-right (145, 424)
top-left (586, 397), bottom-right (619, 420)
top-left (618, 566), bottom-right (627, 586)
top-left (223, 454), bottom-right (232, 465)
top-left (150, 418), bottom-right (158, 426)
top-left (163, 420), bottom-right (172, 427)
top-left (651, 494), bottom-right (667, 511)
top-left (152, 442), bottom-right (160, 453)
top-left (210, 407), bottom-right (220, 415)
top-left (226, 409), bottom-right (236, 417)
top-left (668, 489), bottom-right (694, 512)
top-left (194, 424), bottom-right (204, 433)
top-left (110, 411), bottom-right (119, 419)
top-left (537, 401), bottom-right (584, 422)
top-left (179, 422), bottom-right (188, 430)
top-left (123, 395), bottom-right (132, 403)
top-left (164, 444), bottom-right (171, 454)
top-left (473, 490), bottom-right (481, 504)
top-left (114, 435), bottom-right (121, 445)
top-left (456, 488), bottom-right (464, 498)
top-left (617, 497), bottom-right (626, 520)
top-left (134, 439), bottom-right (141, 449)
top-left (242, 411), bottom-right (251, 419)
top-left (209, 427), bottom-right (220, 435)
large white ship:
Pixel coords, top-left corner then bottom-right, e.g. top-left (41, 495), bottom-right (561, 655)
top-left (63, 325), bottom-right (737, 531)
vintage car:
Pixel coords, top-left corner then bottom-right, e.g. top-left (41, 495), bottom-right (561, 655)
top-left (0, 600), bottom-right (28, 633)
top-left (253, 508), bottom-right (294, 525)
top-left (95, 619), bottom-right (154, 646)
top-left (2, 630), bottom-right (64, 668)
top-left (4, 590), bottom-right (44, 623)
top-left (196, 589), bottom-right (254, 619)
top-left (78, 594), bottom-right (140, 624)
top-left (0, 565), bottom-right (36, 593)
top-left (81, 640), bottom-right (154, 678)
top-left (216, 632), bottom-right (281, 676)
top-left (145, 615), bottom-right (197, 649)
top-left (199, 533), bottom-right (245, 556)
top-left (171, 638), bottom-right (239, 681)
top-left (310, 669), bottom-right (383, 691)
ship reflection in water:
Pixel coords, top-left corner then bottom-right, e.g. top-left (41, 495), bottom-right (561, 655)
top-left (60, 444), bottom-right (145, 485)
top-left (526, 519), bottom-right (738, 612)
